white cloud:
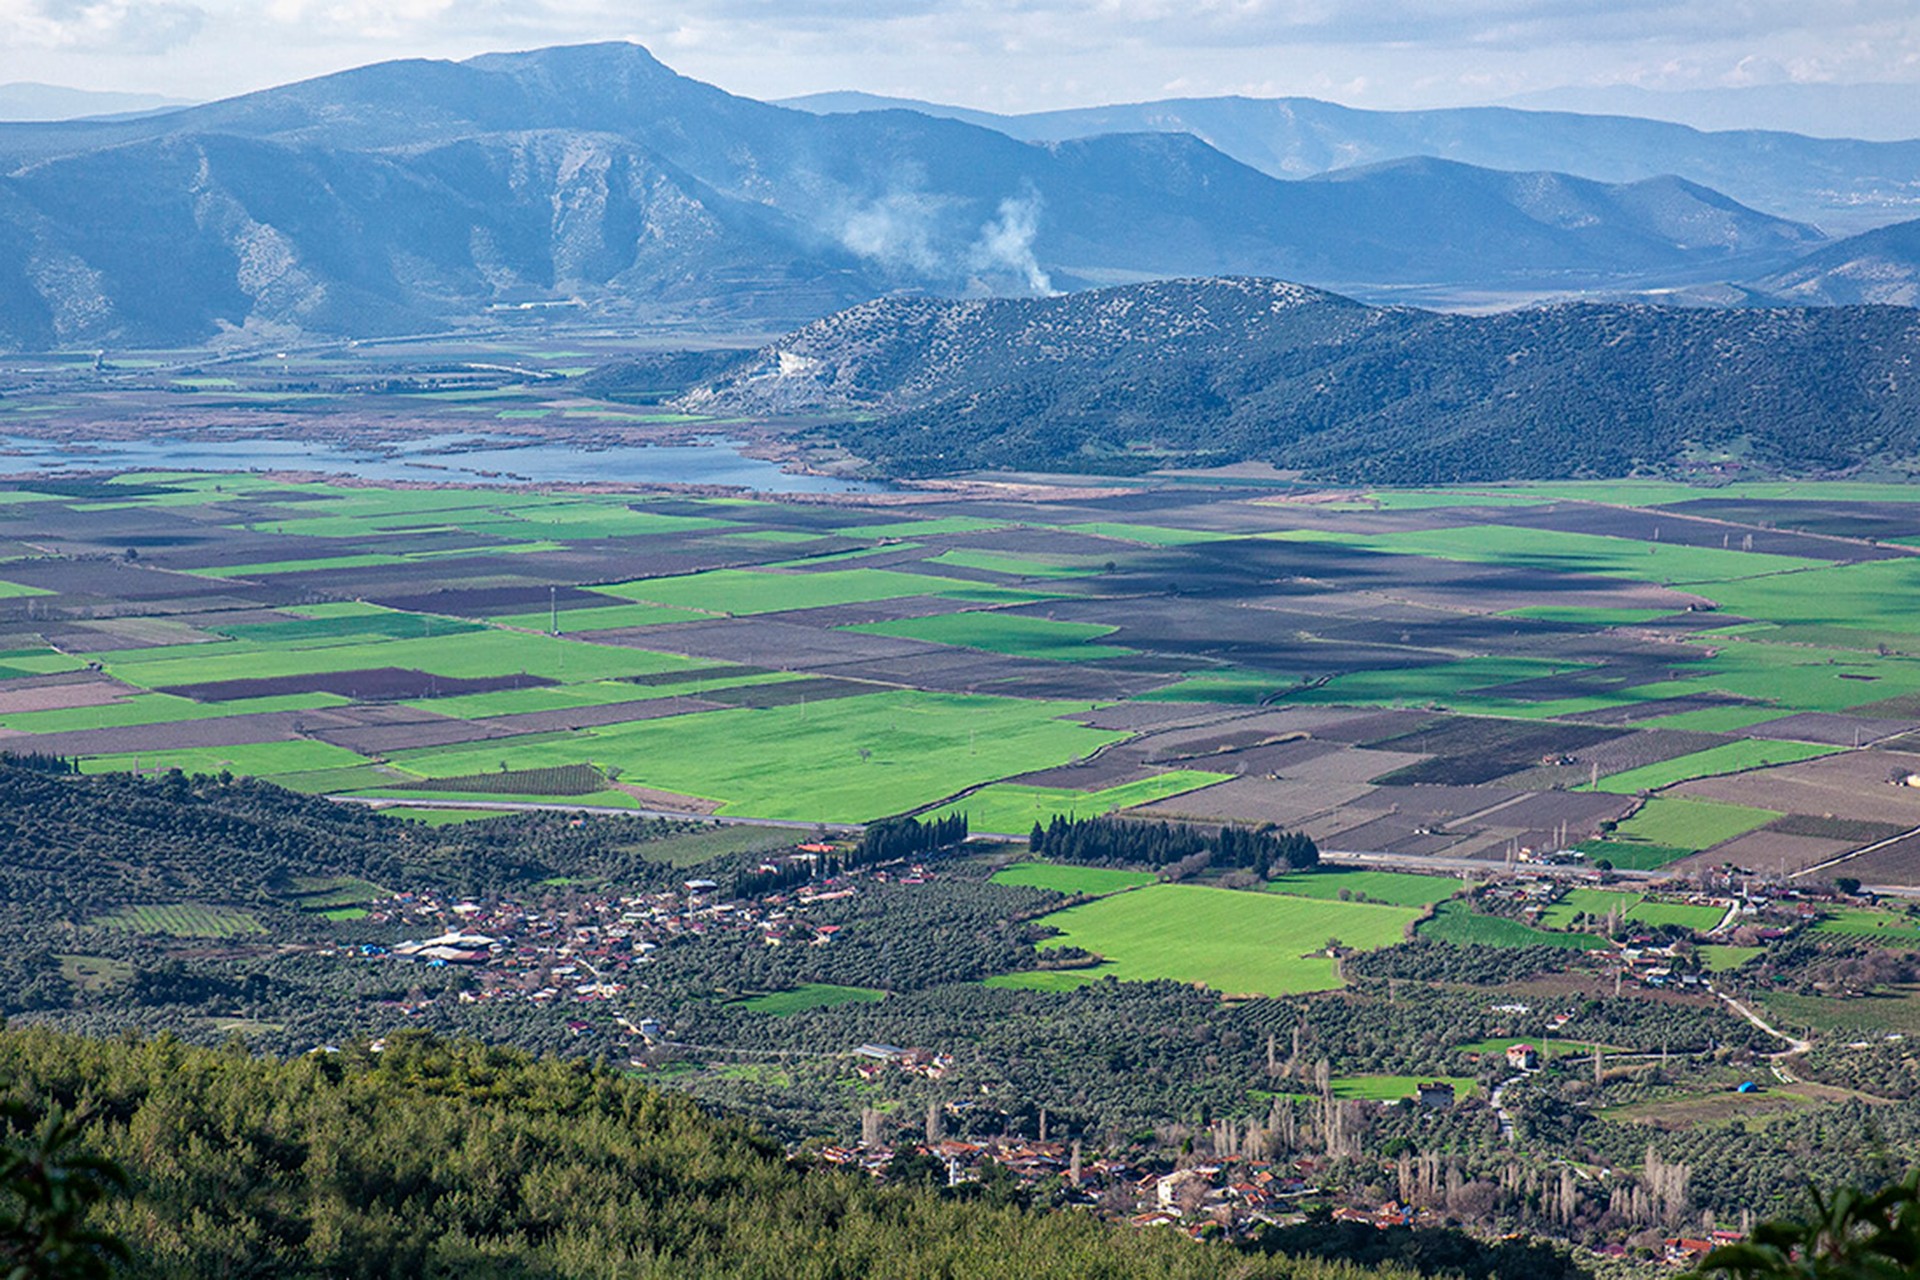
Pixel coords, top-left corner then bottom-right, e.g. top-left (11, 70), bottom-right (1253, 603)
top-left (0, 0), bottom-right (203, 51)
top-left (0, 0), bottom-right (1914, 113)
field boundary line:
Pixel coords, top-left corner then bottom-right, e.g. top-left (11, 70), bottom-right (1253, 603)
top-left (1787, 822), bottom-right (1920, 881)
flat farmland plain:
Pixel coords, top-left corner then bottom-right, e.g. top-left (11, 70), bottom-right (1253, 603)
top-left (4, 470), bottom-right (1920, 865)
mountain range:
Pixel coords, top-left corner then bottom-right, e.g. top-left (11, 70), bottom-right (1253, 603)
top-left (780, 91), bottom-right (1920, 235)
top-left (679, 276), bottom-right (1920, 483)
top-left (0, 42), bottom-right (1900, 350)
top-left (0, 82), bottom-right (193, 123)
top-left (1499, 82), bottom-right (1920, 144)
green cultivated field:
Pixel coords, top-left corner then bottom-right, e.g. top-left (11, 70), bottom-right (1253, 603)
top-left (78, 740), bottom-right (369, 779)
top-left (1534, 888), bottom-right (1717, 933)
top-left (95, 903), bottom-right (264, 937)
top-left (1033, 883), bottom-right (1421, 996)
top-left (1330, 1074), bottom-right (1480, 1101)
top-left (1059, 522), bottom-right (1231, 546)
top-left (1282, 655), bottom-right (1587, 710)
top-left (1811, 908), bottom-right (1920, 947)
top-left (16, 470), bottom-right (1920, 851)
top-left (1418, 901), bottom-right (1610, 950)
top-left (1268, 524), bottom-right (1824, 586)
top-left (1760, 987), bottom-right (1920, 1036)
top-left (491, 602), bottom-right (714, 632)
top-left (1605, 797), bottom-right (1781, 853)
top-left (990, 863), bottom-right (1156, 895)
top-left (845, 612), bottom-right (1134, 661)
top-left (1265, 868), bottom-right (1464, 907)
top-left (831, 516), bottom-right (1011, 540)
top-left (1592, 739), bottom-right (1841, 793)
top-left (927, 549), bottom-right (1106, 578)
top-left (1538, 888), bottom-right (1640, 930)
top-left (95, 628), bottom-right (699, 687)
top-left (632, 825), bottom-right (799, 868)
top-left (1628, 900), bottom-right (1727, 931)
top-left (384, 690), bottom-right (1121, 823)
top-left (598, 567), bottom-right (1000, 615)
top-left (933, 771), bottom-right (1229, 835)
top-left (1699, 945), bottom-right (1764, 971)
top-left (736, 984), bottom-right (886, 1015)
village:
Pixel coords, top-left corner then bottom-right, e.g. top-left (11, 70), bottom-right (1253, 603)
top-left (283, 825), bottom-right (1920, 1271)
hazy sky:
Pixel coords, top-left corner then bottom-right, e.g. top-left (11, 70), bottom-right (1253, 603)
top-left (1, 0), bottom-right (1916, 112)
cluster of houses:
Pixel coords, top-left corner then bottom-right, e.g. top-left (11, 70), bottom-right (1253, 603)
top-left (851, 1043), bottom-right (955, 1081)
top-left (324, 857), bottom-right (914, 1018)
top-left (815, 1139), bottom-right (1325, 1239)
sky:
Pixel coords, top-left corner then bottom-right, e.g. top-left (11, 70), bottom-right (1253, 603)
top-left (0, 0), bottom-right (1916, 114)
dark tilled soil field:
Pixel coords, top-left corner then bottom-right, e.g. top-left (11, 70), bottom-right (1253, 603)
top-left (1467, 504), bottom-right (1903, 561)
top-left (1476, 790), bottom-right (1639, 830)
top-left (1066, 702), bottom-right (1242, 731)
top-left (309, 716), bottom-right (521, 754)
top-left (1497, 728), bottom-right (1734, 789)
top-left (1848, 693), bottom-right (1920, 721)
top-left (1563, 695), bottom-right (1760, 725)
top-left (1004, 744), bottom-right (1165, 790)
top-left (1305, 709), bottom-right (1441, 744)
top-left (1319, 812), bottom-right (1469, 857)
top-left (470, 697), bottom-right (730, 736)
top-left (1161, 738), bottom-right (1344, 775)
top-left (1743, 712), bottom-right (1919, 747)
top-left (1828, 831), bottom-right (1920, 886)
top-left (1132, 775), bottom-right (1377, 826)
top-left (697, 677), bottom-right (881, 708)
top-left (751, 597), bottom-right (978, 628)
top-left (0, 677), bottom-right (136, 714)
top-left (161, 668), bottom-right (560, 703)
top-left (1676, 830), bottom-right (1858, 877)
top-left (1359, 784), bottom-right (1524, 820)
top-left (0, 558), bottom-right (282, 602)
top-left (1657, 499), bottom-right (1920, 543)
top-left (1364, 717), bottom-right (1625, 786)
top-left (370, 585), bottom-right (612, 615)
top-left (619, 664), bottom-right (765, 687)
top-left (606, 619), bottom-right (940, 669)
top-left (1679, 751), bottom-right (1920, 826)
top-left (14, 711), bottom-right (311, 757)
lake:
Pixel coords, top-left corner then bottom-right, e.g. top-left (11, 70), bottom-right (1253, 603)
top-left (0, 432), bottom-right (882, 493)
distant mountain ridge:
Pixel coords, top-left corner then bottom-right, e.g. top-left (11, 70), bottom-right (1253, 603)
top-left (0, 82), bottom-right (192, 123)
top-left (1500, 82), bottom-right (1920, 144)
top-left (780, 90), bottom-right (1920, 235)
top-left (1750, 217), bottom-right (1920, 306)
top-left (682, 276), bottom-right (1920, 483)
top-left (0, 42), bottom-right (1841, 349)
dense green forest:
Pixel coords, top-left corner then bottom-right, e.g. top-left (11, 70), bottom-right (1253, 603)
top-left (1029, 814), bottom-right (1318, 877)
top-left (0, 1025), bottom-right (1418, 1280)
top-left (0, 763), bottom-right (734, 920)
top-left (707, 280), bottom-right (1920, 481)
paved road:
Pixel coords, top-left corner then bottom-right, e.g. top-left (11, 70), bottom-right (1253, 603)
top-left (328, 794), bottom-right (862, 833)
top-left (325, 797), bottom-right (1677, 884)
top-left (327, 796), bottom-right (1682, 884)
top-left (1489, 1073), bottom-right (1527, 1142)
top-left (1321, 848), bottom-right (1665, 882)
top-left (1715, 989), bottom-right (1813, 1057)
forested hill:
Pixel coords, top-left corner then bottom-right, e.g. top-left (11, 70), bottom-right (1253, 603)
top-left (681, 277), bottom-right (1920, 483)
top-left (0, 1025), bottom-right (1412, 1278)
top-left (0, 759), bottom-right (733, 921)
